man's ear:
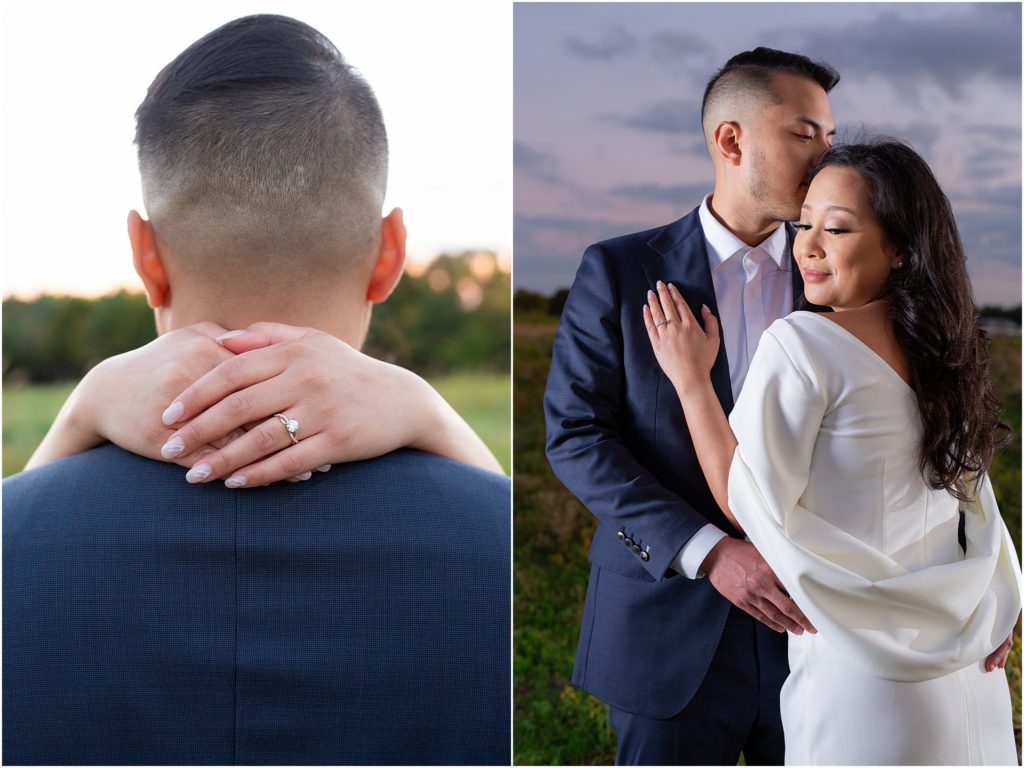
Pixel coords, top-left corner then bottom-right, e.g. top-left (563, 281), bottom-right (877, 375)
top-left (127, 210), bottom-right (170, 309)
top-left (712, 121), bottom-right (743, 166)
top-left (366, 207), bottom-right (407, 304)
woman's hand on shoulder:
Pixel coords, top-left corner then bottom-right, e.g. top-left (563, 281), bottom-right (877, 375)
top-left (28, 323), bottom-right (241, 470)
top-left (643, 280), bottom-right (720, 394)
top-left (157, 322), bottom-right (498, 488)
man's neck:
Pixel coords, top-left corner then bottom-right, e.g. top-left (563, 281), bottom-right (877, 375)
top-left (156, 291), bottom-right (370, 348)
top-left (707, 187), bottom-right (781, 247)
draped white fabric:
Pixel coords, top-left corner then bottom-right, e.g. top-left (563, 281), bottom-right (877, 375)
top-left (726, 311), bottom-right (1021, 765)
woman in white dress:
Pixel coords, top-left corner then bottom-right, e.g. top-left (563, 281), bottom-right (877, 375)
top-left (643, 140), bottom-right (1021, 765)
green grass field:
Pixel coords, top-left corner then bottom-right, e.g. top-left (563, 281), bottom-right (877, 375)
top-left (3, 372), bottom-right (509, 478)
top-left (514, 319), bottom-right (1022, 765)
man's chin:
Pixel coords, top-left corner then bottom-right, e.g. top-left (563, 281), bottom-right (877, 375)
top-left (781, 197), bottom-right (806, 222)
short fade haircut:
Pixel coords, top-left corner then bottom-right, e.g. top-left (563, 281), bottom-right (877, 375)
top-left (701, 47), bottom-right (839, 143)
top-left (135, 14), bottom-right (388, 291)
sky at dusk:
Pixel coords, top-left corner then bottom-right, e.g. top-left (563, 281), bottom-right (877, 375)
top-left (1, 1), bottom-right (510, 299)
top-left (514, 3), bottom-right (1022, 306)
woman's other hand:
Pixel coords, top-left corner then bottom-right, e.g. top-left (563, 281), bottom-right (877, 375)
top-left (643, 281), bottom-right (720, 393)
top-left (984, 632), bottom-right (1013, 672)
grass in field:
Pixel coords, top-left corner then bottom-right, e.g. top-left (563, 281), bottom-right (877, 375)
top-left (514, 320), bottom-right (615, 765)
top-left (514, 319), bottom-right (1023, 765)
top-left (987, 335), bottom-right (1023, 751)
top-left (2, 382), bottom-right (75, 477)
top-left (431, 371), bottom-right (510, 474)
top-left (2, 372), bottom-right (509, 478)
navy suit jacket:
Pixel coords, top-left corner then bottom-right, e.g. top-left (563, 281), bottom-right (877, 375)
top-left (544, 207), bottom-right (802, 718)
top-left (3, 445), bottom-right (510, 765)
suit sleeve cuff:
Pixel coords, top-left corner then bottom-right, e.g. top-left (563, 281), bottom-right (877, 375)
top-left (671, 524), bottom-right (728, 579)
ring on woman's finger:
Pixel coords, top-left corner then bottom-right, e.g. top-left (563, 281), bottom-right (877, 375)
top-left (273, 412), bottom-right (301, 444)
top-left (656, 319), bottom-right (670, 327)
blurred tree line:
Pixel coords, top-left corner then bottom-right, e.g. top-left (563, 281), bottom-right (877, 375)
top-left (3, 251), bottom-right (509, 384)
top-left (516, 288), bottom-right (1022, 326)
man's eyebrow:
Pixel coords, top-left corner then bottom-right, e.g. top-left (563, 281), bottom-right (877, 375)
top-left (796, 116), bottom-right (837, 136)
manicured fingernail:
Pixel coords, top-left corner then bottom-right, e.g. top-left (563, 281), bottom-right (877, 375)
top-left (162, 401), bottom-right (185, 425)
top-left (656, 280), bottom-right (664, 287)
top-left (297, 471), bottom-right (312, 481)
top-left (316, 464), bottom-right (331, 472)
top-left (215, 330), bottom-right (247, 341)
top-left (702, 303), bottom-right (710, 313)
top-left (160, 436), bottom-right (185, 459)
top-left (186, 463), bottom-right (211, 483)
top-left (225, 475), bottom-right (247, 488)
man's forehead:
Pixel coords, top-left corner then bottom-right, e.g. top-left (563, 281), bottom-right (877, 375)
top-left (765, 76), bottom-right (834, 124)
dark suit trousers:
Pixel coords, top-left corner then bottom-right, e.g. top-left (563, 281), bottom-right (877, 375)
top-left (609, 606), bottom-right (786, 766)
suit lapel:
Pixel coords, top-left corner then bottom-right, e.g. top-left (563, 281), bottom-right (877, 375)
top-left (642, 210), bottom-right (735, 414)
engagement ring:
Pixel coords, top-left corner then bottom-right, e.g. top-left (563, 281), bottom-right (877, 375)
top-left (274, 413), bottom-right (301, 444)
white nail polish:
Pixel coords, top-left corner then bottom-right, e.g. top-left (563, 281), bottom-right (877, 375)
top-left (215, 330), bottom-right (247, 341)
top-left (316, 464), bottom-right (331, 472)
top-left (162, 401), bottom-right (185, 425)
top-left (186, 463), bottom-right (211, 483)
top-left (161, 436), bottom-right (185, 459)
top-left (298, 471), bottom-right (312, 480)
top-left (225, 475), bottom-right (247, 489)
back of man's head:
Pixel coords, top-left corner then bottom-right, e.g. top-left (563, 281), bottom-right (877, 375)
top-left (701, 46), bottom-right (839, 147)
top-left (135, 15), bottom-right (387, 297)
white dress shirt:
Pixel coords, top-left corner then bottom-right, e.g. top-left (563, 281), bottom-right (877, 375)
top-left (671, 194), bottom-right (793, 578)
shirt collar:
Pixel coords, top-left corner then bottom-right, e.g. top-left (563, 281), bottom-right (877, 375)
top-left (698, 194), bottom-right (789, 271)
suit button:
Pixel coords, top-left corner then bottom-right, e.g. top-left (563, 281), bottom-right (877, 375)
top-left (640, 551), bottom-right (650, 561)
top-left (631, 544), bottom-right (641, 554)
top-left (623, 537), bottom-right (634, 548)
top-left (617, 531), bottom-right (626, 541)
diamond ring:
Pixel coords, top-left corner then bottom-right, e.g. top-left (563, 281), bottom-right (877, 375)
top-left (274, 413), bottom-right (301, 444)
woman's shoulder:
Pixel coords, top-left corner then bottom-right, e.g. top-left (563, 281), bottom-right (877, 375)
top-left (767, 306), bottom-right (885, 348)
top-left (762, 311), bottom-right (833, 361)
top-left (759, 310), bottom-right (869, 388)
top-left (779, 305), bottom-right (911, 386)
top-left (762, 306), bottom-right (912, 394)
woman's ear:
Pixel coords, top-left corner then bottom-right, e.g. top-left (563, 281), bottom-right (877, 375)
top-left (890, 244), bottom-right (906, 271)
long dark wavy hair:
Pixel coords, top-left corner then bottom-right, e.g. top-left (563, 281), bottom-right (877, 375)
top-left (807, 140), bottom-right (1009, 500)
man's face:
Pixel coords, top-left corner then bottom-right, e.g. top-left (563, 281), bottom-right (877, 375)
top-left (743, 72), bottom-right (835, 222)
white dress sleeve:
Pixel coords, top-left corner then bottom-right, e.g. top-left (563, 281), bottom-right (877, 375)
top-left (728, 326), bottom-right (1022, 683)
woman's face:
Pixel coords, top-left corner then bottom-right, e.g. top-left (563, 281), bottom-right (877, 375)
top-left (793, 165), bottom-right (899, 311)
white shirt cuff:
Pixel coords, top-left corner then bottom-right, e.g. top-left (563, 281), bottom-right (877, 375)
top-left (671, 524), bottom-right (729, 579)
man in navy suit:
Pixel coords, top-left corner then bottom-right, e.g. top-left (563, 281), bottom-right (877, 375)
top-left (545, 48), bottom-right (838, 765)
top-left (3, 15), bottom-right (509, 765)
